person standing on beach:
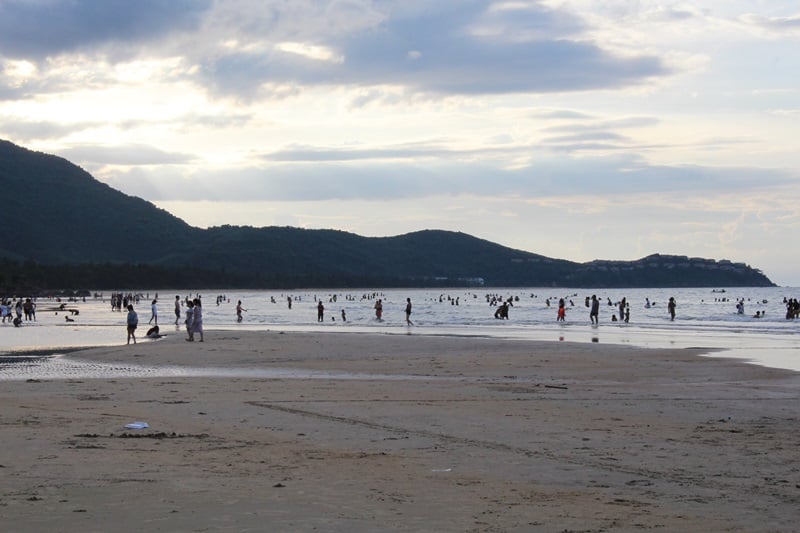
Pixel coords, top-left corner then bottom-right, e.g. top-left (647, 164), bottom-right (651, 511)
top-left (148, 299), bottom-right (158, 325)
top-left (126, 304), bottom-right (138, 345)
top-left (405, 297), bottom-right (413, 325)
top-left (236, 300), bottom-right (247, 322)
top-left (317, 301), bottom-right (324, 322)
top-left (557, 298), bottom-right (566, 322)
top-left (23, 298), bottom-right (35, 321)
top-left (590, 295), bottom-right (599, 325)
top-left (668, 297), bottom-right (677, 321)
top-left (192, 298), bottom-right (204, 342)
top-left (174, 295), bottom-right (181, 325)
top-left (1, 300), bottom-right (10, 323)
top-left (374, 299), bottom-right (383, 321)
top-left (185, 300), bottom-right (195, 341)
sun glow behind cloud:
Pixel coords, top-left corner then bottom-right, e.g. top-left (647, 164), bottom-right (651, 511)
top-left (274, 42), bottom-right (344, 63)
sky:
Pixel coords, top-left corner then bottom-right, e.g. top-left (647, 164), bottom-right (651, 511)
top-left (1, 1), bottom-right (798, 286)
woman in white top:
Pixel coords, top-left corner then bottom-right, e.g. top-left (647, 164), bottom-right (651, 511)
top-left (149, 299), bottom-right (158, 325)
top-left (191, 298), bottom-right (204, 342)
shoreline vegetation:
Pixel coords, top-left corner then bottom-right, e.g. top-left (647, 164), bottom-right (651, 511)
top-left (0, 255), bottom-right (776, 296)
top-left (1, 330), bottom-right (799, 531)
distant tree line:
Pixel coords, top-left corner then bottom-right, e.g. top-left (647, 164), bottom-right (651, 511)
top-left (0, 259), bottom-right (479, 295)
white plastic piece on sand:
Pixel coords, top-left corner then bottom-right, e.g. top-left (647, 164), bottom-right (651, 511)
top-left (431, 468), bottom-right (452, 473)
top-left (124, 422), bottom-right (149, 430)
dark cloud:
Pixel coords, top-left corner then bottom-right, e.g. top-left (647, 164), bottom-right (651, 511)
top-left (201, 1), bottom-right (667, 97)
top-left (1, 1), bottom-right (668, 98)
top-left (0, 0), bottom-right (212, 60)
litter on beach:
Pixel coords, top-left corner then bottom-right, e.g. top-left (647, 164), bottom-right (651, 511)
top-left (124, 421), bottom-right (150, 430)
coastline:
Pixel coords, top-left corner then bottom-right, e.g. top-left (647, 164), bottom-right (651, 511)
top-left (1, 330), bottom-right (799, 531)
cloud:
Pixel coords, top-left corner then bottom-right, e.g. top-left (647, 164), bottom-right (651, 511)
top-left (262, 141), bottom-right (520, 163)
top-left (534, 116), bottom-right (661, 152)
top-left (57, 144), bottom-right (196, 166)
top-left (531, 109), bottom-right (596, 120)
top-left (0, 1), bottom-right (668, 100)
top-left (542, 131), bottom-right (631, 145)
top-left (740, 13), bottom-right (800, 34)
top-left (541, 116), bottom-right (660, 134)
top-left (0, 0), bottom-right (212, 60)
top-left (0, 117), bottom-right (101, 141)
top-left (196, 1), bottom-right (667, 97)
top-left (99, 148), bottom-right (795, 206)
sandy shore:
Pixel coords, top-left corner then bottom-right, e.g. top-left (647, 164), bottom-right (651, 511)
top-left (1, 330), bottom-right (799, 532)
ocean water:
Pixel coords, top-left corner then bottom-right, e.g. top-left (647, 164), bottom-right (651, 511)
top-left (1, 286), bottom-right (798, 373)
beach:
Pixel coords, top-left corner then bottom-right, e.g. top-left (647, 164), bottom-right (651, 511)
top-left (1, 330), bottom-right (799, 531)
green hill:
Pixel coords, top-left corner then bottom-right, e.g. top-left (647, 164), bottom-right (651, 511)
top-left (0, 139), bottom-right (775, 291)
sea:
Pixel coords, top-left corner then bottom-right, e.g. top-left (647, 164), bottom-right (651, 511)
top-left (1, 287), bottom-right (798, 377)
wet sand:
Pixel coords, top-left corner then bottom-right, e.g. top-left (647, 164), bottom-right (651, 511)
top-left (1, 330), bottom-right (799, 531)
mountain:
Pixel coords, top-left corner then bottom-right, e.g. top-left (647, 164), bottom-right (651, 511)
top-left (0, 139), bottom-right (198, 264)
top-left (0, 139), bottom-right (775, 290)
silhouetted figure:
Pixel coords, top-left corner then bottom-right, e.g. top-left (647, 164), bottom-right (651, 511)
top-left (126, 304), bottom-right (138, 345)
top-left (590, 295), bottom-right (599, 325)
top-left (494, 301), bottom-right (509, 319)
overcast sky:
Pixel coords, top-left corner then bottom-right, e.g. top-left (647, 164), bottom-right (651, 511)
top-left (1, 1), bottom-right (798, 285)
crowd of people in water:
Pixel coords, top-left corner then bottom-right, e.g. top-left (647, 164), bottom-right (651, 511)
top-left (2, 291), bottom-right (799, 341)
top-left (211, 290), bottom-right (800, 326)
